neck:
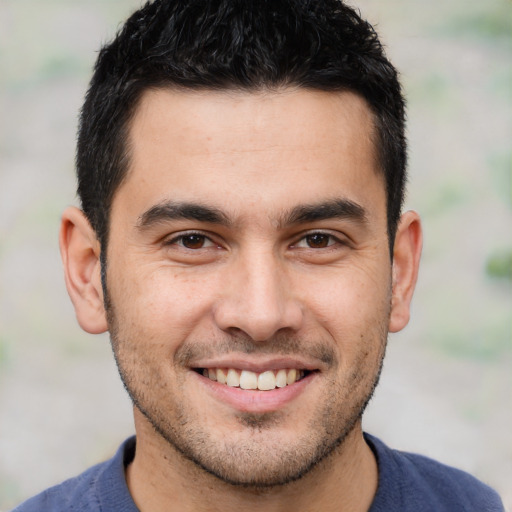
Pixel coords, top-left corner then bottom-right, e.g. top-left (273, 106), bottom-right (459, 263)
top-left (126, 412), bottom-right (378, 512)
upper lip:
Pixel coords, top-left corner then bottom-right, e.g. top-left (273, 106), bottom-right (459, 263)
top-left (190, 355), bottom-right (322, 373)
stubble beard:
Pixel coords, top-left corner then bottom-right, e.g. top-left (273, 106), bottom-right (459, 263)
top-left (105, 291), bottom-right (388, 489)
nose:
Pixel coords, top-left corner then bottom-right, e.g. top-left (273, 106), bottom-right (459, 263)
top-left (213, 251), bottom-right (304, 342)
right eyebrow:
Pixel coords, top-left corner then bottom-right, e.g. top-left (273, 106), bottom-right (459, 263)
top-left (136, 201), bottom-right (232, 230)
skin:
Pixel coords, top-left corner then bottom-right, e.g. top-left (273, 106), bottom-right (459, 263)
top-left (60, 88), bottom-right (422, 511)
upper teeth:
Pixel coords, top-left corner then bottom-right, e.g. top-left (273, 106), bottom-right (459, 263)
top-left (203, 368), bottom-right (304, 391)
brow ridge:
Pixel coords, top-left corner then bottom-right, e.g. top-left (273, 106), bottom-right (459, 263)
top-left (282, 198), bottom-right (367, 227)
top-left (137, 198), bottom-right (367, 231)
top-left (137, 201), bottom-right (231, 229)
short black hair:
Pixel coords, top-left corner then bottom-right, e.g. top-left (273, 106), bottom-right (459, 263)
top-left (77, 0), bottom-right (406, 252)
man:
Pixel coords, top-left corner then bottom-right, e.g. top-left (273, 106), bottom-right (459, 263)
top-left (13, 0), bottom-right (504, 510)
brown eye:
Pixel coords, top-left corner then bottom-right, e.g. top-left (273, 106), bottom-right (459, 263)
top-left (305, 233), bottom-right (331, 248)
top-left (166, 232), bottom-right (217, 250)
top-left (181, 234), bottom-right (207, 249)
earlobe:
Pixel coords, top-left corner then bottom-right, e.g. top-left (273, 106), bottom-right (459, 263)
top-left (388, 210), bottom-right (422, 333)
top-left (59, 206), bottom-right (108, 334)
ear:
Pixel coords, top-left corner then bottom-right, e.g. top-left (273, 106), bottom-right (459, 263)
top-left (388, 210), bottom-right (422, 333)
top-left (59, 206), bottom-right (108, 334)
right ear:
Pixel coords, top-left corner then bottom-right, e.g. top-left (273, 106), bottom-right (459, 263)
top-left (59, 206), bottom-right (108, 334)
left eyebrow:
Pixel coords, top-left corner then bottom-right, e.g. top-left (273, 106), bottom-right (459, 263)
top-left (280, 198), bottom-right (368, 227)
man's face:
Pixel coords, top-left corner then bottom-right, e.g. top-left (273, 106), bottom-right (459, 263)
top-left (105, 88), bottom-right (392, 486)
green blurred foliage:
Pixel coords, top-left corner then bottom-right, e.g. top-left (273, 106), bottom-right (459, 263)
top-left (434, 0), bottom-right (512, 42)
top-left (427, 294), bottom-right (511, 360)
top-left (486, 250), bottom-right (512, 280)
top-left (488, 150), bottom-right (512, 207)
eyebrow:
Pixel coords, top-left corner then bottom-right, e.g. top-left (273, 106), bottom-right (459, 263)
top-left (137, 201), bottom-right (232, 230)
top-left (282, 198), bottom-right (368, 227)
top-left (136, 197), bottom-right (367, 231)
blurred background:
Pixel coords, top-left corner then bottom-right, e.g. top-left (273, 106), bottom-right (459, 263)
top-left (0, 0), bottom-right (510, 509)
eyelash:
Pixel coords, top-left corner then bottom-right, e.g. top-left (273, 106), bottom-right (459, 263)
top-left (292, 231), bottom-right (345, 249)
top-left (164, 231), bottom-right (218, 250)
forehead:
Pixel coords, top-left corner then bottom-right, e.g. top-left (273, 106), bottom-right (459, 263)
top-left (115, 87), bottom-right (384, 224)
top-left (129, 87), bottom-right (377, 159)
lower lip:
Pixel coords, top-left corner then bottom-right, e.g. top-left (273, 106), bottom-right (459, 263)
top-left (194, 371), bottom-right (316, 413)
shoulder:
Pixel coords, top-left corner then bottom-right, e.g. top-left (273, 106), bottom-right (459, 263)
top-left (10, 437), bottom-right (138, 512)
top-left (365, 433), bottom-right (505, 512)
top-left (10, 463), bottom-right (106, 512)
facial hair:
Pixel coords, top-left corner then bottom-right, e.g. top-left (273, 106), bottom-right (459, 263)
top-left (105, 288), bottom-right (388, 488)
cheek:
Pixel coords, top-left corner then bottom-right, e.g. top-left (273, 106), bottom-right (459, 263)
top-left (301, 264), bottom-right (391, 325)
top-left (108, 262), bottom-right (220, 341)
top-left (300, 264), bottom-right (391, 363)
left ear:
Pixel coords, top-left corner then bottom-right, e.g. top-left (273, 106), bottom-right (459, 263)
top-left (388, 210), bottom-right (422, 333)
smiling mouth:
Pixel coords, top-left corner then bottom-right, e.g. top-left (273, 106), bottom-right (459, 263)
top-left (195, 368), bottom-right (312, 391)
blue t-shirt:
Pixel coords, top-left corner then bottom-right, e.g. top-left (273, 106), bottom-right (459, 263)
top-left (12, 434), bottom-right (505, 511)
